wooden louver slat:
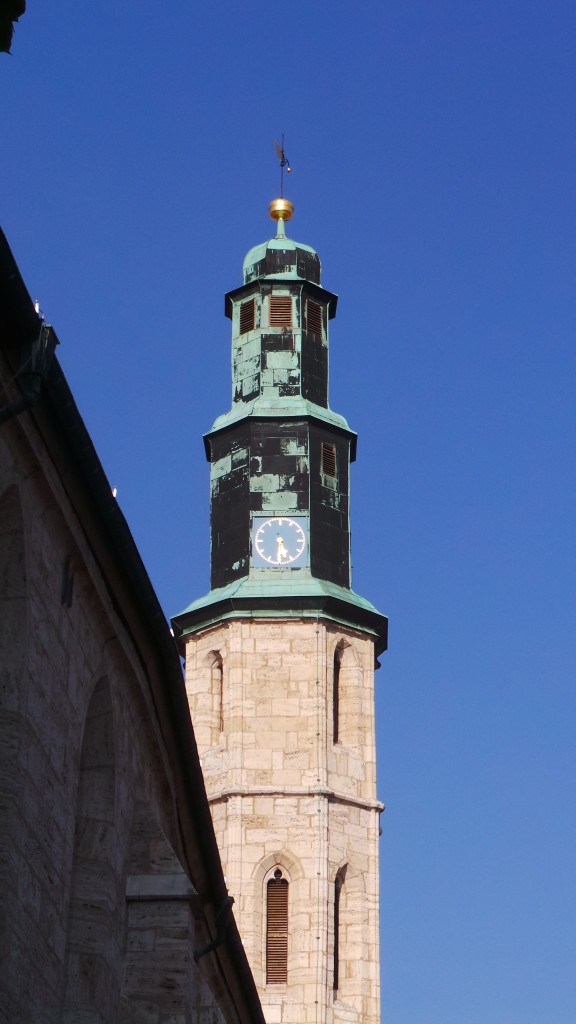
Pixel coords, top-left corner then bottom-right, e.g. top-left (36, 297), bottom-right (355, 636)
top-left (266, 877), bottom-right (288, 983)
top-left (269, 295), bottom-right (292, 326)
top-left (239, 298), bottom-right (255, 334)
top-left (306, 299), bottom-right (323, 337)
top-left (321, 442), bottom-right (337, 478)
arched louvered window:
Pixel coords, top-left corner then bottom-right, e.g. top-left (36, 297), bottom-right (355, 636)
top-left (266, 869), bottom-right (288, 983)
top-left (333, 866), bottom-right (347, 993)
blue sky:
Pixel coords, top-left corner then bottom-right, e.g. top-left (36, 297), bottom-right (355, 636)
top-left (3, 3), bottom-right (576, 1021)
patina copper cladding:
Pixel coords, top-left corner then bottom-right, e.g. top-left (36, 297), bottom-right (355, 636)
top-left (203, 202), bottom-right (356, 594)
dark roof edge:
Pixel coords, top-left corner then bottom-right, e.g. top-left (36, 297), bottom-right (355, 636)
top-left (203, 411), bottom-right (358, 463)
top-left (224, 278), bottom-right (338, 319)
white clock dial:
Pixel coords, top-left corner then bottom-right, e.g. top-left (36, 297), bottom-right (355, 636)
top-left (253, 517), bottom-right (307, 566)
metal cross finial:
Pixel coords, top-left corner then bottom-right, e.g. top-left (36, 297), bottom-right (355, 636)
top-left (274, 134), bottom-right (292, 198)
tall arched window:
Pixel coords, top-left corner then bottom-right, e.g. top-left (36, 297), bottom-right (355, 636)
top-left (333, 643), bottom-right (345, 744)
top-left (208, 651), bottom-right (224, 737)
top-left (333, 865), bottom-right (347, 994)
top-left (332, 640), bottom-right (361, 748)
top-left (266, 868), bottom-right (288, 983)
top-left (62, 677), bottom-right (120, 1021)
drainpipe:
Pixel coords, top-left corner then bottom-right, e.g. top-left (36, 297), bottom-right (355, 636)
top-left (0, 322), bottom-right (58, 426)
top-left (193, 895), bottom-right (235, 964)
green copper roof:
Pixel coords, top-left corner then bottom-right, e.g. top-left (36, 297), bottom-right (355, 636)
top-left (242, 224), bottom-right (322, 285)
top-left (173, 575), bottom-right (388, 659)
top-left (207, 396), bottom-right (354, 438)
top-left (243, 234), bottom-right (318, 277)
top-left (178, 574), bottom-right (380, 613)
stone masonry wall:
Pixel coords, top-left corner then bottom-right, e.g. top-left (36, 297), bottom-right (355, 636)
top-left (184, 618), bottom-right (382, 1024)
top-left (0, 415), bottom-right (228, 1024)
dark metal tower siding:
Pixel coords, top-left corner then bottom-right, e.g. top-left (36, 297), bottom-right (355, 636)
top-left (227, 280), bottom-right (334, 410)
top-left (208, 420), bottom-right (351, 591)
top-left (233, 328), bottom-right (328, 407)
top-left (203, 211), bottom-right (361, 593)
top-left (243, 245), bottom-right (321, 285)
top-left (308, 422), bottom-right (350, 587)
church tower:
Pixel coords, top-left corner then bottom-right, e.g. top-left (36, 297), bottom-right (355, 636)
top-left (173, 197), bottom-right (387, 1024)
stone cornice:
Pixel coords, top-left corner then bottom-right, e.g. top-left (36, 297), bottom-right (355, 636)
top-left (206, 785), bottom-right (384, 814)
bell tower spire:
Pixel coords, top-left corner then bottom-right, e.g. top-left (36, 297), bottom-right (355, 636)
top-left (173, 197), bottom-right (387, 1024)
top-left (198, 197), bottom-right (365, 596)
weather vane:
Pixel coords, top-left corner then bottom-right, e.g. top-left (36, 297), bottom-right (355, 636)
top-left (274, 135), bottom-right (292, 198)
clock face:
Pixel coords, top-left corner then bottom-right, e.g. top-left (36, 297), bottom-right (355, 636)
top-left (252, 517), bottom-right (307, 567)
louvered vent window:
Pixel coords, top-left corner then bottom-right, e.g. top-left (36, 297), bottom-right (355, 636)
top-left (239, 298), bottom-right (255, 335)
top-left (269, 295), bottom-right (292, 326)
top-left (266, 870), bottom-right (288, 984)
top-left (306, 299), bottom-right (323, 337)
top-left (321, 442), bottom-right (337, 479)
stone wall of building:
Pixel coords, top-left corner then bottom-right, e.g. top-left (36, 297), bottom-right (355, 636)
top-left (0, 416), bottom-right (226, 1024)
top-left (0, 294), bottom-right (263, 1024)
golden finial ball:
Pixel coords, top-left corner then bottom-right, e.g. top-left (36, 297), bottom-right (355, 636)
top-left (269, 198), bottom-right (294, 222)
